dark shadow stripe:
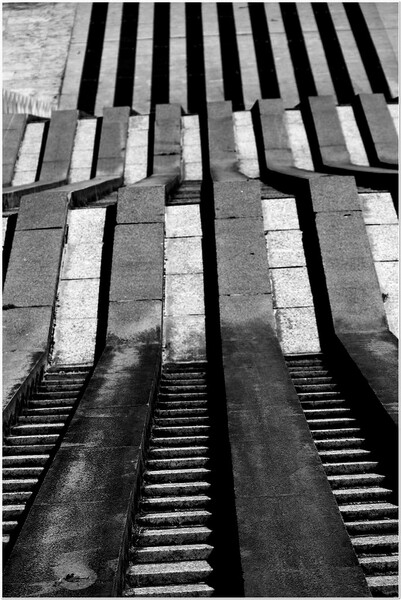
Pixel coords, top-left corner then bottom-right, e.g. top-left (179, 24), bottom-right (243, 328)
top-left (343, 3), bottom-right (391, 101)
top-left (77, 3), bottom-right (108, 115)
top-left (150, 3), bottom-right (170, 109)
top-left (90, 116), bottom-right (102, 179)
top-left (280, 3), bottom-right (317, 99)
top-left (186, 3), bottom-right (207, 116)
top-left (216, 3), bottom-right (244, 111)
top-left (312, 3), bottom-right (354, 104)
top-left (114, 3), bottom-right (139, 107)
top-left (2, 213), bottom-right (17, 288)
top-left (34, 119), bottom-right (49, 181)
top-left (248, 3), bottom-right (280, 99)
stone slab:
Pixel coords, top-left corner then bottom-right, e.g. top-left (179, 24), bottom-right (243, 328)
top-left (52, 319), bottom-right (97, 365)
top-left (61, 242), bottom-right (103, 280)
top-left (215, 219), bottom-right (271, 295)
top-left (366, 224), bottom-right (398, 262)
top-left (97, 109), bottom-right (130, 178)
top-left (163, 315), bottom-right (206, 362)
top-left (254, 99), bottom-right (291, 153)
top-left (165, 205), bottom-right (202, 238)
top-left (219, 294), bottom-right (275, 340)
top-left (275, 306), bottom-right (321, 354)
top-left (359, 192), bottom-right (398, 224)
top-left (3, 113), bottom-right (27, 186)
top-left (40, 110), bottom-right (78, 182)
top-left (109, 224), bottom-right (164, 301)
top-left (355, 93), bottom-right (398, 164)
top-left (310, 176), bottom-right (361, 212)
top-left (57, 279), bottom-right (100, 319)
top-left (315, 212), bottom-right (387, 333)
top-left (16, 192), bottom-right (69, 230)
top-left (374, 261), bottom-right (398, 337)
top-left (3, 306), bottom-right (52, 353)
top-left (207, 101), bottom-right (238, 176)
top-left (213, 180), bottom-right (262, 219)
top-left (107, 300), bottom-right (162, 346)
top-left (117, 185), bottom-right (165, 224)
top-left (165, 237), bottom-right (203, 274)
top-left (67, 208), bottom-right (106, 243)
top-left (3, 228), bottom-right (65, 308)
top-left (270, 267), bottom-right (314, 308)
top-left (261, 197), bottom-right (299, 230)
top-left (306, 95), bottom-right (351, 164)
top-left (165, 274), bottom-right (205, 316)
top-left (154, 104), bottom-right (182, 175)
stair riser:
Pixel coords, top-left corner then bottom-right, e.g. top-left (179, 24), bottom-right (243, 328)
top-left (127, 570), bottom-right (211, 588)
top-left (137, 530), bottom-right (212, 547)
top-left (138, 514), bottom-right (211, 528)
top-left (131, 545), bottom-right (213, 564)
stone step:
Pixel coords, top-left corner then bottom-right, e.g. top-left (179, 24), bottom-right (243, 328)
top-left (141, 496), bottom-right (211, 512)
top-left (328, 473), bottom-right (387, 488)
top-left (138, 510), bottom-right (211, 528)
top-left (3, 535), bottom-right (10, 547)
top-left (3, 467), bottom-right (44, 479)
top-left (126, 560), bottom-right (212, 587)
top-left (162, 372), bottom-right (207, 381)
top-left (366, 575), bottom-right (398, 596)
top-left (3, 479), bottom-right (39, 492)
top-left (298, 392), bottom-right (343, 400)
top-left (286, 357), bottom-right (324, 367)
top-left (159, 386), bottom-right (208, 394)
top-left (319, 449), bottom-right (372, 462)
top-left (323, 461), bottom-right (378, 475)
top-left (3, 521), bottom-right (18, 533)
top-left (301, 399), bottom-right (347, 408)
top-left (47, 365), bottom-right (90, 374)
top-left (18, 415), bottom-right (69, 424)
top-left (2, 444), bottom-right (55, 455)
top-left (292, 376), bottom-right (334, 384)
top-left (152, 426), bottom-right (210, 437)
top-left (315, 437), bottom-right (366, 450)
top-left (10, 423), bottom-right (64, 435)
top-left (32, 391), bottom-right (79, 400)
top-left (359, 555), bottom-right (399, 574)
top-left (308, 418), bottom-right (357, 429)
top-left (4, 434), bottom-right (59, 446)
top-left (304, 408), bottom-right (352, 419)
top-left (137, 526), bottom-right (212, 546)
top-left (290, 370), bottom-right (330, 378)
top-left (159, 393), bottom-right (208, 401)
top-left (37, 384), bottom-right (81, 393)
top-left (312, 428), bottom-right (361, 439)
top-left (155, 409), bottom-right (208, 418)
top-left (23, 407), bottom-right (72, 416)
top-left (3, 491), bottom-right (32, 504)
top-left (144, 482), bottom-right (211, 497)
top-left (340, 503), bottom-right (398, 521)
top-left (145, 468), bottom-right (211, 484)
top-left (295, 384), bottom-right (339, 392)
top-left (148, 447), bottom-right (209, 459)
top-left (352, 534), bottom-right (398, 553)
top-left (163, 363), bottom-right (207, 372)
top-left (333, 487), bottom-right (393, 503)
top-left (157, 401), bottom-right (208, 410)
top-left (2, 505), bottom-right (25, 519)
top-left (3, 454), bottom-right (50, 467)
top-left (28, 398), bottom-right (75, 408)
top-left (160, 379), bottom-right (207, 387)
top-left (43, 375), bottom-right (86, 384)
top-left (147, 457), bottom-right (209, 470)
top-left (150, 436), bottom-right (209, 447)
top-left (346, 519), bottom-right (398, 535)
top-left (131, 544), bottom-right (213, 564)
top-left (124, 583), bottom-right (214, 597)
top-left (155, 417), bottom-right (209, 427)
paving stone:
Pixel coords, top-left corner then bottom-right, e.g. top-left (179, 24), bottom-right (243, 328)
top-left (265, 231), bottom-right (306, 268)
top-left (164, 316), bottom-right (206, 362)
top-left (124, 116), bottom-right (149, 185)
top-left (67, 209), bottom-right (106, 244)
top-left (61, 243), bottom-right (103, 280)
top-left (374, 261), bottom-right (399, 338)
top-left (3, 229), bottom-right (65, 308)
top-left (366, 225), bottom-right (398, 262)
top-left (214, 180), bottom-right (262, 219)
top-left (270, 268), bottom-right (314, 308)
top-left (307, 96), bottom-right (351, 165)
top-left (56, 279), bottom-right (99, 319)
top-left (165, 206), bottom-right (202, 238)
top-left (183, 162), bottom-right (203, 180)
top-left (52, 318), bottom-right (97, 365)
top-left (262, 198), bottom-right (299, 231)
top-left (108, 300), bottom-right (162, 346)
top-left (3, 306), bottom-right (52, 353)
top-left (165, 274), bottom-right (205, 317)
top-left (310, 176), bottom-right (361, 212)
top-left (40, 110), bottom-right (78, 181)
top-left (285, 110), bottom-right (314, 170)
top-left (16, 192), bottom-right (69, 231)
top-left (215, 219), bottom-right (270, 295)
top-left (275, 307), bottom-right (321, 354)
top-left (359, 193), bottom-right (398, 224)
top-left (356, 93), bottom-right (398, 163)
top-left (219, 294), bottom-right (275, 340)
top-left (337, 106), bottom-right (369, 166)
top-left (165, 238), bottom-right (203, 275)
top-left (117, 186), bottom-right (165, 224)
top-left (207, 101), bottom-right (238, 176)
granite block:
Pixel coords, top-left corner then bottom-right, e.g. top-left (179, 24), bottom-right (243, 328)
top-left (16, 192), bottom-right (69, 230)
top-left (117, 185), bottom-right (165, 224)
top-left (213, 180), bottom-right (262, 219)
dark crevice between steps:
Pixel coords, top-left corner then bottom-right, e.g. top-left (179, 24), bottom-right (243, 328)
top-left (90, 116), bottom-right (102, 179)
top-left (77, 3), bottom-right (108, 115)
top-left (186, 3), bottom-right (207, 116)
top-left (94, 203), bottom-right (115, 363)
top-left (2, 213), bottom-right (17, 288)
top-left (280, 3), bottom-right (317, 100)
top-left (343, 3), bottom-right (392, 101)
top-left (34, 119), bottom-right (49, 182)
top-left (248, 3), bottom-right (280, 100)
top-left (216, 3), bottom-right (244, 112)
top-left (311, 3), bottom-right (355, 104)
top-left (150, 3), bottom-right (170, 110)
top-left (114, 3), bottom-right (139, 108)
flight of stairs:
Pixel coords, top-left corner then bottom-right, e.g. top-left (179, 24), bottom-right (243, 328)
top-left (124, 362), bottom-right (214, 597)
top-left (2, 365), bottom-right (90, 552)
top-left (286, 354), bottom-right (399, 597)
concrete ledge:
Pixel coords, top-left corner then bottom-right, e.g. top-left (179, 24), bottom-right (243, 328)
top-left (208, 101), bottom-right (247, 182)
top-left (3, 179), bottom-right (67, 210)
top-left (117, 186), bottom-right (165, 224)
top-left (96, 107), bottom-right (130, 178)
top-left (354, 93), bottom-right (398, 168)
top-left (39, 110), bottom-right (79, 182)
top-left (56, 175), bottom-right (123, 207)
top-left (153, 104), bottom-right (182, 176)
top-left (3, 113), bottom-right (28, 186)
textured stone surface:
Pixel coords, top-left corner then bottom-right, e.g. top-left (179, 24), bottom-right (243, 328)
top-left (3, 229), bottom-right (65, 308)
top-left (310, 176), bottom-right (361, 212)
top-left (374, 261), bottom-right (399, 338)
top-left (165, 206), bottom-right (202, 238)
top-left (124, 115), bottom-right (150, 185)
top-left (359, 192), bottom-right (398, 225)
top-left (3, 306), bottom-right (52, 354)
top-left (285, 111), bottom-right (314, 170)
top-left (265, 230), bottom-right (306, 268)
top-left (165, 237), bottom-right (203, 274)
top-left (3, 113), bottom-right (27, 186)
top-left (219, 294), bottom-right (275, 339)
top-left (61, 243), bottom-right (103, 280)
top-left (69, 119), bottom-right (97, 183)
top-left (337, 106), bottom-right (369, 166)
top-left (261, 197), bottom-right (299, 231)
top-left (11, 122), bottom-right (45, 187)
top-left (165, 274), bottom-right (204, 316)
top-left (213, 180), bottom-right (262, 219)
top-left (307, 96), bottom-right (351, 165)
top-left (233, 111), bottom-right (260, 178)
top-left (275, 307), bottom-right (321, 353)
top-left (40, 110), bottom-right (78, 182)
top-left (366, 225), bottom-right (398, 262)
top-left (56, 279), bottom-right (99, 319)
top-left (270, 267), bottom-right (314, 308)
top-left (164, 315), bottom-right (206, 362)
top-left (16, 192), bottom-right (69, 231)
top-left (215, 219), bottom-right (270, 295)
top-left (67, 209), bottom-right (106, 244)
top-left (108, 300), bottom-right (162, 346)
top-left (117, 186), bottom-right (165, 224)
top-left (52, 318), bottom-right (97, 365)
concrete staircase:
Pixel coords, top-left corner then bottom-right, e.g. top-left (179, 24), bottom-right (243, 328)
top-left (286, 354), bottom-right (399, 597)
top-left (2, 365), bottom-right (90, 553)
top-left (124, 362), bottom-right (214, 597)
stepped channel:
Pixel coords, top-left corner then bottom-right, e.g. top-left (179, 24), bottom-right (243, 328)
top-left (2, 365), bottom-right (91, 556)
top-left (286, 353), bottom-right (399, 597)
top-left (124, 362), bottom-right (215, 597)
